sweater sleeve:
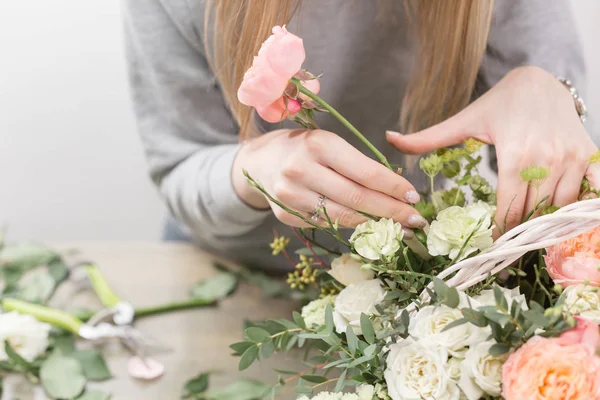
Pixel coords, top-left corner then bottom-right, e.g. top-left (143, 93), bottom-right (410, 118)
top-left (122, 0), bottom-right (270, 238)
top-left (479, 0), bottom-right (596, 169)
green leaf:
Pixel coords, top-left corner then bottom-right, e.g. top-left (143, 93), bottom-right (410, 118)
top-left (48, 260), bottom-right (69, 284)
top-left (4, 341), bottom-right (34, 372)
top-left (292, 311), bottom-right (306, 329)
top-left (76, 391), bottom-right (111, 400)
top-left (40, 356), bottom-right (87, 399)
top-left (208, 379), bottom-right (270, 400)
top-left (346, 326), bottom-right (358, 355)
top-left (444, 286), bottom-right (460, 308)
top-left (360, 314), bottom-right (375, 344)
top-left (183, 372), bottom-right (210, 395)
top-left (334, 370), bottom-right (347, 392)
top-left (363, 343), bottom-right (377, 357)
top-left (274, 369), bottom-right (298, 375)
top-left (51, 333), bottom-right (76, 356)
top-left (238, 345), bottom-right (258, 371)
top-left (461, 308), bottom-right (488, 327)
top-left (72, 349), bottom-right (112, 381)
top-left (301, 375), bottom-right (328, 384)
top-left (0, 243), bottom-right (59, 270)
top-left (1, 265), bottom-right (23, 290)
top-left (494, 285), bottom-right (508, 310)
top-left (19, 270), bottom-right (56, 303)
top-left (488, 343), bottom-right (511, 356)
top-left (324, 304), bottom-right (334, 333)
top-left (441, 318), bottom-right (468, 332)
top-left (189, 273), bottom-right (238, 302)
top-left (230, 341), bottom-right (254, 355)
top-left (295, 247), bottom-right (329, 256)
top-left (259, 341), bottom-right (274, 359)
top-left (245, 327), bottom-right (271, 343)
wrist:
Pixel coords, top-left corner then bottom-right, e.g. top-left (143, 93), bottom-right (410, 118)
top-left (232, 140), bottom-right (270, 210)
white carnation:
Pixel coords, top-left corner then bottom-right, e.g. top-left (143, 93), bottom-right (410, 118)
top-left (297, 384), bottom-right (375, 400)
top-left (458, 341), bottom-right (508, 400)
top-left (333, 280), bottom-right (385, 334)
top-left (385, 337), bottom-right (460, 400)
top-left (427, 201), bottom-right (495, 261)
top-left (301, 295), bottom-right (336, 328)
top-left (0, 311), bottom-right (51, 362)
top-left (562, 284), bottom-right (600, 323)
top-left (328, 254), bottom-right (374, 286)
top-left (408, 295), bottom-right (487, 357)
top-left (350, 218), bottom-right (403, 261)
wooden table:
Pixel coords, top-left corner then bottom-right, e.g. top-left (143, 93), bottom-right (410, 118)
top-left (5, 242), bottom-right (302, 400)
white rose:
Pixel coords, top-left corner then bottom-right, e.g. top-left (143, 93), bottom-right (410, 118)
top-left (447, 357), bottom-right (463, 381)
top-left (473, 287), bottom-right (528, 311)
top-left (350, 218), bottom-right (404, 261)
top-left (385, 337), bottom-right (460, 400)
top-left (408, 295), bottom-right (487, 357)
top-left (297, 384), bottom-right (375, 400)
top-left (333, 280), bottom-right (386, 334)
top-left (0, 311), bottom-right (51, 362)
top-left (328, 254), bottom-right (374, 286)
top-left (458, 342), bottom-right (508, 400)
top-left (301, 295), bottom-right (336, 328)
top-left (562, 284), bottom-right (600, 323)
top-left (427, 201), bottom-right (495, 260)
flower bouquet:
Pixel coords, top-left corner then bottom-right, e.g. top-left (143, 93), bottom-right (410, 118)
top-left (229, 26), bottom-right (600, 400)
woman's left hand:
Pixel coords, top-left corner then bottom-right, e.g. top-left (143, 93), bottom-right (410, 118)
top-left (386, 66), bottom-right (600, 232)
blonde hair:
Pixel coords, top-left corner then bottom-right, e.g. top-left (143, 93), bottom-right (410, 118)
top-left (204, 0), bottom-right (494, 138)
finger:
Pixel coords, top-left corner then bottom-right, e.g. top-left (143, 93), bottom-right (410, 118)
top-left (298, 164), bottom-right (427, 229)
top-left (272, 182), bottom-right (368, 228)
top-left (554, 164), bottom-right (588, 207)
top-left (586, 162), bottom-right (600, 189)
top-left (385, 112), bottom-right (484, 155)
top-left (495, 156), bottom-right (528, 235)
top-left (318, 138), bottom-right (420, 203)
top-left (524, 172), bottom-right (560, 215)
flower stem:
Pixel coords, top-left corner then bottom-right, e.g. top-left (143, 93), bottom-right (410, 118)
top-left (292, 78), bottom-right (392, 170)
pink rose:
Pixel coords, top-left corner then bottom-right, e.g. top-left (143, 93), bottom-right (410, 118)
top-left (237, 26), bottom-right (319, 123)
top-left (501, 322), bottom-right (600, 399)
top-left (545, 226), bottom-right (600, 288)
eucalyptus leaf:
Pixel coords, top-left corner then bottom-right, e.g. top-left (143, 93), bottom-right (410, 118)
top-left (72, 349), bottom-right (112, 381)
top-left (360, 314), bottom-right (375, 344)
top-left (488, 343), bottom-right (511, 356)
top-left (51, 333), bottom-right (76, 356)
top-left (48, 260), bottom-right (69, 284)
top-left (295, 247), bottom-right (329, 256)
top-left (324, 305), bottom-right (334, 333)
top-left (19, 270), bottom-right (55, 303)
top-left (183, 372), bottom-right (210, 395)
top-left (245, 327), bottom-right (270, 343)
top-left (238, 345), bottom-right (258, 371)
top-left (0, 243), bottom-right (59, 270)
top-left (40, 356), bottom-right (87, 399)
top-left (334, 370), bottom-right (347, 392)
top-left (76, 391), bottom-right (111, 400)
top-left (207, 379), bottom-right (270, 400)
top-left (190, 273), bottom-right (237, 302)
top-left (301, 375), bottom-right (327, 384)
top-left (4, 341), bottom-right (34, 373)
top-left (230, 341), bottom-right (254, 355)
top-left (292, 311), bottom-right (306, 329)
top-left (345, 326), bottom-right (358, 355)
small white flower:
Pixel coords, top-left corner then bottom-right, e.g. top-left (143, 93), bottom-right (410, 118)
top-left (333, 280), bottom-right (386, 334)
top-left (473, 287), bottom-right (528, 311)
top-left (447, 357), bottom-right (463, 382)
top-left (0, 311), bottom-right (52, 362)
top-left (385, 337), bottom-right (460, 400)
top-left (350, 219), bottom-right (404, 261)
top-left (297, 384), bottom-right (376, 400)
top-left (408, 295), bottom-right (487, 357)
top-left (328, 254), bottom-right (374, 286)
top-left (301, 295), bottom-right (336, 328)
top-left (458, 341), bottom-right (509, 400)
top-left (562, 284), bottom-right (600, 322)
top-left (374, 383), bottom-right (391, 400)
top-left (427, 201), bottom-right (495, 261)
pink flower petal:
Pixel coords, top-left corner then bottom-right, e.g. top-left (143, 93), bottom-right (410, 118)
top-left (128, 356), bottom-right (165, 380)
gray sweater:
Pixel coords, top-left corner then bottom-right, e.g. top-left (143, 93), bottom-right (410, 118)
top-left (123, 0), bottom-right (588, 272)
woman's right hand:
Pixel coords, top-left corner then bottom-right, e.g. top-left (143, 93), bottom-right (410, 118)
top-left (232, 129), bottom-right (425, 229)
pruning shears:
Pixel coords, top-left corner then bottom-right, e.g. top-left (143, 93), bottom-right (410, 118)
top-left (1, 263), bottom-right (168, 362)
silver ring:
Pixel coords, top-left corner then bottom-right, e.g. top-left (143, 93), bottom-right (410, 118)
top-left (310, 195), bottom-right (326, 221)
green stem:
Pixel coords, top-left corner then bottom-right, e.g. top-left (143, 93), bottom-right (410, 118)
top-left (75, 298), bottom-right (215, 322)
top-left (2, 298), bottom-right (83, 334)
top-left (292, 78), bottom-right (392, 170)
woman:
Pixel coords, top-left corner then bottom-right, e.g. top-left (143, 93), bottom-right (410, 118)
top-left (123, 0), bottom-right (598, 271)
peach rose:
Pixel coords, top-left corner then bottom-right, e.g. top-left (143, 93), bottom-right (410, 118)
top-left (237, 26), bottom-right (319, 123)
top-left (501, 321), bottom-right (600, 399)
top-left (545, 226), bottom-right (600, 288)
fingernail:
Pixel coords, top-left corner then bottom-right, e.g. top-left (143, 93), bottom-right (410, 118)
top-left (386, 130), bottom-right (402, 137)
top-left (402, 228), bottom-right (415, 239)
top-left (408, 215), bottom-right (427, 228)
top-left (405, 190), bottom-right (420, 204)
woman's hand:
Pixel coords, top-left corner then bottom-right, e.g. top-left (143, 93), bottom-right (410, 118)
top-left (233, 129), bottom-right (425, 228)
top-left (387, 66), bottom-right (600, 232)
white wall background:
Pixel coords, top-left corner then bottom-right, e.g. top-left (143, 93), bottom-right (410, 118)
top-left (0, 1), bottom-right (599, 241)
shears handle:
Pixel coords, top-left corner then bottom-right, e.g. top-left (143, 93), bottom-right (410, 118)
top-left (2, 298), bottom-right (83, 335)
top-left (84, 264), bottom-right (122, 308)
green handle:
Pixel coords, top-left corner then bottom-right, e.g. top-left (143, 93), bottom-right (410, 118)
top-left (84, 264), bottom-right (121, 307)
top-left (2, 298), bottom-right (83, 334)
